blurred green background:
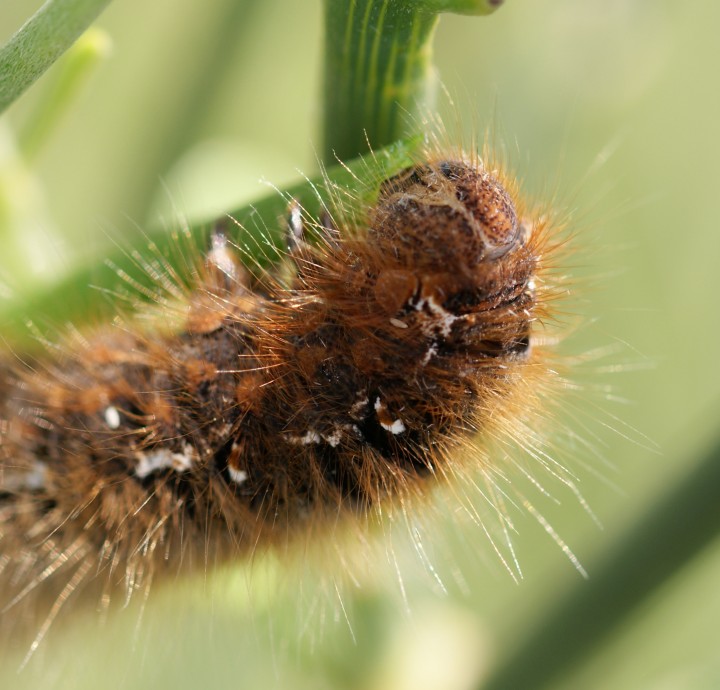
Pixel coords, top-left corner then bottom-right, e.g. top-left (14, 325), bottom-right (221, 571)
top-left (1, 1), bottom-right (719, 688)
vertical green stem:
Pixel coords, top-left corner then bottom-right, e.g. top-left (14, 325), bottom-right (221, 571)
top-left (323, 0), bottom-right (438, 162)
top-left (322, 0), bottom-right (502, 162)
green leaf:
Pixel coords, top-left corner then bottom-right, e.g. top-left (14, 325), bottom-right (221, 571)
top-left (0, 136), bottom-right (423, 345)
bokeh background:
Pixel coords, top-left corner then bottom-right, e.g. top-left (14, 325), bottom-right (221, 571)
top-left (1, 1), bottom-right (719, 688)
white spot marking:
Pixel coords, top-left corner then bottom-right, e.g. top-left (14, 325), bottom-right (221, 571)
top-left (323, 428), bottom-right (343, 447)
top-left (104, 406), bottom-right (121, 429)
top-left (383, 418), bottom-right (406, 435)
top-left (349, 393), bottom-right (369, 420)
top-left (421, 342), bottom-right (438, 366)
top-left (285, 426), bottom-right (353, 447)
top-left (414, 294), bottom-right (460, 338)
top-left (1, 461), bottom-right (47, 492)
top-left (135, 443), bottom-right (195, 478)
top-left (284, 430), bottom-right (322, 445)
top-left (374, 397), bottom-right (406, 435)
top-left (389, 317), bottom-right (408, 329)
top-left (228, 466), bottom-right (248, 485)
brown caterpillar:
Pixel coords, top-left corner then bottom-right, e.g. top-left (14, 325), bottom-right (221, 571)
top-left (0, 144), bottom-right (568, 657)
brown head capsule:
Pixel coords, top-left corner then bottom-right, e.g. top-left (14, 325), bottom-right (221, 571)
top-left (373, 160), bottom-right (525, 266)
top-left (0, 151), bottom-right (557, 652)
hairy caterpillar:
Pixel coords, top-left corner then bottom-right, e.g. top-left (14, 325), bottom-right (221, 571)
top-left (0, 137), bottom-right (573, 662)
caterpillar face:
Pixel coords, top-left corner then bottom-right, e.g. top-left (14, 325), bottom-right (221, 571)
top-left (368, 160), bottom-right (535, 360)
top-left (374, 160), bottom-right (525, 264)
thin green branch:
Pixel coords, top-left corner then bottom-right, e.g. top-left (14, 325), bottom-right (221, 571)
top-left (322, 0), bottom-right (503, 162)
top-left (482, 428), bottom-right (720, 690)
top-left (0, 0), bottom-right (113, 113)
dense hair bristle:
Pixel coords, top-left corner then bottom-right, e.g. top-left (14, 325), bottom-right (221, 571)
top-left (0, 127), bottom-right (578, 660)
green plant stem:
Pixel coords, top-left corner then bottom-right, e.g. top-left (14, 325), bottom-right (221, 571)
top-left (0, 0), bottom-right (113, 113)
top-left (482, 429), bottom-right (720, 690)
top-left (0, 136), bottom-right (422, 345)
top-left (322, 0), bottom-right (502, 163)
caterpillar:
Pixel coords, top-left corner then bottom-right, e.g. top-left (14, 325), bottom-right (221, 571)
top-left (0, 138), bottom-right (571, 660)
